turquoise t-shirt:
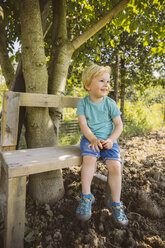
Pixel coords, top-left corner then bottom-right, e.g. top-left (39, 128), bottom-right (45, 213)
top-left (77, 96), bottom-right (121, 141)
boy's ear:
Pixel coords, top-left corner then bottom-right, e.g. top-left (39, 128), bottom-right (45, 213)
top-left (85, 83), bottom-right (90, 91)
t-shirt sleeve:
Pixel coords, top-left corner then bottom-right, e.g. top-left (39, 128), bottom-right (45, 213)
top-left (109, 99), bottom-right (121, 118)
top-left (76, 99), bottom-right (85, 115)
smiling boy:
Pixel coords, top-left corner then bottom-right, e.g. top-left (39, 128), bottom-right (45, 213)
top-left (76, 63), bottom-right (128, 226)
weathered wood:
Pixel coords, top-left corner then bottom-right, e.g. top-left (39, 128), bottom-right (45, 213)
top-left (1, 146), bottom-right (16, 152)
top-left (2, 145), bottom-right (82, 178)
top-left (0, 165), bottom-right (7, 219)
top-left (0, 91), bottom-right (81, 149)
top-left (5, 176), bottom-right (26, 248)
top-left (19, 92), bottom-right (81, 108)
top-left (1, 92), bottom-right (20, 148)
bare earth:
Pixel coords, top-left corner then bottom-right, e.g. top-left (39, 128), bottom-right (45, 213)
top-left (13, 130), bottom-right (165, 247)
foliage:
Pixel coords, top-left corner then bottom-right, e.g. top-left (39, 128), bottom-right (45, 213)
top-left (126, 85), bottom-right (165, 106)
top-left (66, 0), bottom-right (165, 96)
top-left (0, 71), bottom-right (7, 108)
top-left (123, 101), bottom-right (164, 137)
top-left (59, 132), bottom-right (81, 146)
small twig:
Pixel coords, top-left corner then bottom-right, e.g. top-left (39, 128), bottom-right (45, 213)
top-left (106, 241), bottom-right (121, 248)
top-left (127, 212), bottom-right (141, 217)
top-left (43, 21), bottom-right (52, 39)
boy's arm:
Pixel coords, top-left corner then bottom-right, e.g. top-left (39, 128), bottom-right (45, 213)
top-left (102, 115), bottom-right (123, 150)
top-left (78, 115), bottom-right (103, 152)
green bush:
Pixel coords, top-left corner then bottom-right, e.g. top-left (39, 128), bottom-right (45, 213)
top-left (59, 132), bottom-right (81, 146)
top-left (123, 101), bottom-right (164, 137)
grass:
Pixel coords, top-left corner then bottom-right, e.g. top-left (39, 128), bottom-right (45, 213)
top-left (122, 101), bottom-right (164, 137)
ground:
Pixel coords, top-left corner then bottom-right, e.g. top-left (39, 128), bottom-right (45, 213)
top-left (1, 130), bottom-right (165, 248)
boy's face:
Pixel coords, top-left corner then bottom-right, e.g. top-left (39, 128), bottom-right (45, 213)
top-left (85, 73), bottom-right (110, 100)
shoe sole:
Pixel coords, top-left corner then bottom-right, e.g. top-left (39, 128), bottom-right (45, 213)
top-left (76, 213), bottom-right (91, 222)
top-left (112, 214), bottom-right (128, 227)
top-left (76, 197), bottom-right (95, 222)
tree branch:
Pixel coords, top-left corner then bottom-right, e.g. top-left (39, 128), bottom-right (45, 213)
top-left (52, 0), bottom-right (67, 43)
top-left (0, 5), bottom-right (14, 89)
top-left (39, 0), bottom-right (50, 34)
top-left (71, 0), bottom-right (130, 52)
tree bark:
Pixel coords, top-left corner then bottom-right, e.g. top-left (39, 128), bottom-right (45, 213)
top-left (0, 5), bottom-right (14, 89)
top-left (48, 0), bottom-right (73, 142)
top-left (114, 53), bottom-right (120, 103)
top-left (11, 0), bottom-right (51, 149)
top-left (19, 0), bottom-right (64, 204)
top-left (120, 57), bottom-right (126, 122)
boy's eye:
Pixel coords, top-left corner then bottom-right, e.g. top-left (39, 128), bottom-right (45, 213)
top-left (100, 79), bottom-right (110, 84)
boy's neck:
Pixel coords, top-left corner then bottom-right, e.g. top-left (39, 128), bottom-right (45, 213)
top-left (88, 95), bottom-right (104, 103)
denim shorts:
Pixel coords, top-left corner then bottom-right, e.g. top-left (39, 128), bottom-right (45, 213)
top-left (80, 136), bottom-right (121, 164)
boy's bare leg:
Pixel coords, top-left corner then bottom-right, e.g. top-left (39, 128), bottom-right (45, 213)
top-left (106, 160), bottom-right (121, 202)
top-left (81, 155), bottom-right (97, 195)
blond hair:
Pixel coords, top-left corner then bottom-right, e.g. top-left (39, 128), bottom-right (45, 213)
top-left (82, 63), bottom-right (111, 91)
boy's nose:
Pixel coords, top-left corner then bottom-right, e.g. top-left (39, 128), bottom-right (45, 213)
top-left (104, 82), bottom-right (110, 87)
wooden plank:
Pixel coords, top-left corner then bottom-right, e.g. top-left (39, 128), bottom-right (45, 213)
top-left (1, 146), bottom-right (16, 152)
top-left (1, 91), bottom-right (20, 147)
top-left (1, 146), bottom-right (124, 178)
top-left (18, 92), bottom-right (81, 108)
top-left (4, 176), bottom-right (26, 248)
top-left (0, 165), bottom-right (7, 219)
top-left (2, 145), bottom-right (82, 178)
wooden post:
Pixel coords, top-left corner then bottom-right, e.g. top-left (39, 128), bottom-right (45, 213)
top-left (4, 176), bottom-right (26, 248)
top-left (1, 91), bottom-right (20, 149)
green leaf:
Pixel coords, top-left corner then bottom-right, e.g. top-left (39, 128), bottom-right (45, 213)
top-left (143, 41), bottom-right (148, 46)
top-left (24, 231), bottom-right (35, 243)
top-left (110, 40), bottom-right (115, 47)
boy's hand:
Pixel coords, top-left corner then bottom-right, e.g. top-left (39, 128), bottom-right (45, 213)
top-left (100, 138), bottom-right (113, 150)
top-left (88, 138), bottom-right (103, 152)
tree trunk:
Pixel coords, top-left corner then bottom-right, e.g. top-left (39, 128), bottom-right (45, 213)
top-left (120, 57), bottom-right (126, 122)
top-left (48, 43), bottom-right (73, 142)
top-left (0, 5), bottom-right (14, 88)
top-left (11, 0), bottom-right (51, 149)
top-left (19, 0), bottom-right (64, 204)
top-left (114, 53), bottom-right (120, 103)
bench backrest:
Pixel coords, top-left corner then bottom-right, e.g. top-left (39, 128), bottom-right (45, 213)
top-left (1, 91), bottom-right (81, 151)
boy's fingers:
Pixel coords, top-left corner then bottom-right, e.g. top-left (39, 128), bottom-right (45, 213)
top-left (88, 144), bottom-right (91, 149)
top-left (98, 143), bottom-right (103, 149)
top-left (96, 145), bottom-right (100, 152)
top-left (92, 145), bottom-right (96, 152)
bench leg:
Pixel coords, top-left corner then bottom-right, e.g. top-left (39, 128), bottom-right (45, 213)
top-left (5, 176), bottom-right (26, 248)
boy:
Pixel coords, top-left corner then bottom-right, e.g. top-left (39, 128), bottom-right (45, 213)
top-left (76, 63), bottom-right (128, 226)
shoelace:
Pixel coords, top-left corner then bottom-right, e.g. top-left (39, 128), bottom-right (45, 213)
top-left (77, 197), bottom-right (92, 214)
top-left (112, 204), bottom-right (127, 220)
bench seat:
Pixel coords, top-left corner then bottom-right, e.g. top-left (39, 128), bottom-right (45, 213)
top-left (0, 145), bottom-right (82, 178)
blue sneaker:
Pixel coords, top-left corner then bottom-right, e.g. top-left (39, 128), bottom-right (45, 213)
top-left (76, 192), bottom-right (95, 221)
top-left (106, 181), bottom-right (128, 226)
top-left (110, 201), bottom-right (128, 226)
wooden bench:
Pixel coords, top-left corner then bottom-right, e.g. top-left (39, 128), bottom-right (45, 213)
top-left (0, 91), bottom-right (124, 248)
top-left (0, 91), bottom-right (83, 248)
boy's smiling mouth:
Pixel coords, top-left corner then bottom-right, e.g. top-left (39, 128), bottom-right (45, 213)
top-left (101, 88), bottom-right (108, 92)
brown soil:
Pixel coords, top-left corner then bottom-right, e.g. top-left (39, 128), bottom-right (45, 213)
top-left (2, 130), bottom-right (165, 248)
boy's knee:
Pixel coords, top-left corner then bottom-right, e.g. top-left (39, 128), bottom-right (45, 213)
top-left (82, 156), bottom-right (97, 166)
top-left (106, 160), bottom-right (121, 173)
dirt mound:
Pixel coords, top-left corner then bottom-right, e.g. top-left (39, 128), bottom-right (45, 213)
top-left (1, 130), bottom-right (164, 248)
top-left (25, 130), bottom-right (165, 248)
